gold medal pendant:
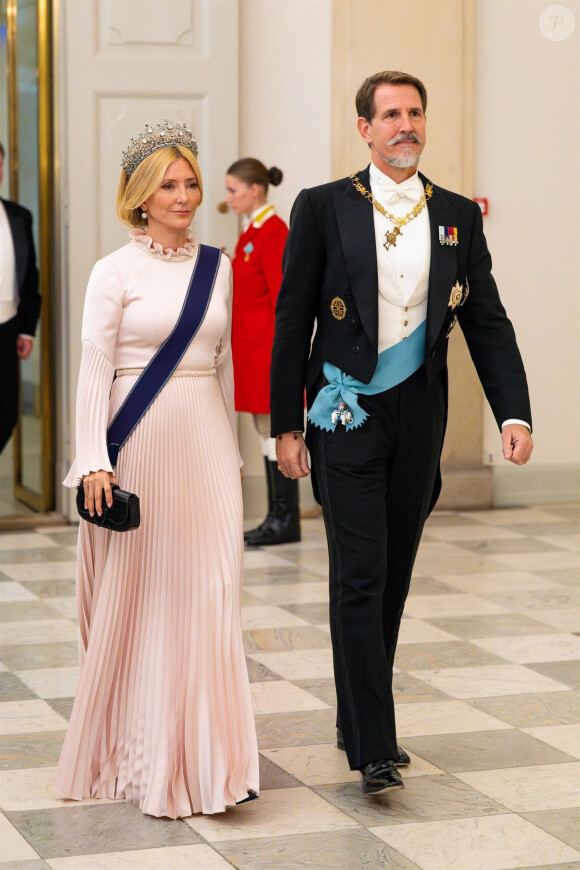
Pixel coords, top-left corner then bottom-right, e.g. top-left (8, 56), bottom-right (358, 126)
top-left (383, 226), bottom-right (402, 251)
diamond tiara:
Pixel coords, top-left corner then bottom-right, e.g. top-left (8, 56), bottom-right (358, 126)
top-left (121, 119), bottom-right (198, 178)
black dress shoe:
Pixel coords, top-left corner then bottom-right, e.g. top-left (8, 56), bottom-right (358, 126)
top-left (360, 760), bottom-right (404, 795)
top-left (336, 728), bottom-right (410, 766)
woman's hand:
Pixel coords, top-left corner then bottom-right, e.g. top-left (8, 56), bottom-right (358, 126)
top-left (82, 470), bottom-right (118, 517)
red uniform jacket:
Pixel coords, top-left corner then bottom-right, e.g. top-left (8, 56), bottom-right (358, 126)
top-left (231, 211), bottom-right (288, 413)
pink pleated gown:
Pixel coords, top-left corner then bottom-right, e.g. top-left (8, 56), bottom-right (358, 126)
top-left (54, 231), bottom-right (259, 818)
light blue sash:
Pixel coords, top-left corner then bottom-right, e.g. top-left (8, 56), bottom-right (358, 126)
top-left (308, 319), bottom-right (426, 432)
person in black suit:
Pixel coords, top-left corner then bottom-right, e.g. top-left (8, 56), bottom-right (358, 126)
top-left (0, 142), bottom-right (41, 452)
top-left (270, 71), bottom-right (532, 796)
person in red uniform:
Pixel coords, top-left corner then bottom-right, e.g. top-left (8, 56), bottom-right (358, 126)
top-left (225, 158), bottom-right (300, 546)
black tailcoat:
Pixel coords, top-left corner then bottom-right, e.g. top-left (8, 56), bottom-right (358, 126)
top-left (270, 166), bottom-right (531, 506)
top-left (0, 198), bottom-right (40, 451)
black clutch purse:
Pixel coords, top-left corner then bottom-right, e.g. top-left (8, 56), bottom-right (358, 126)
top-left (76, 484), bottom-right (140, 532)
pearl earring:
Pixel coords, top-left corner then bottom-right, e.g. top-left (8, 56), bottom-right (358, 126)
top-left (141, 211), bottom-right (147, 220)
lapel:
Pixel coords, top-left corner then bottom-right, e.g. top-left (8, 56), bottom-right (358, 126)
top-left (332, 166), bottom-right (378, 349)
top-left (2, 199), bottom-right (28, 288)
top-left (420, 173), bottom-right (460, 351)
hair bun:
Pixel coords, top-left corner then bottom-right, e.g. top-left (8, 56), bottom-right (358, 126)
top-left (268, 166), bottom-right (283, 186)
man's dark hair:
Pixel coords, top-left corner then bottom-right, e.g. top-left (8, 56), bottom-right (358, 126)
top-left (355, 71), bottom-right (428, 123)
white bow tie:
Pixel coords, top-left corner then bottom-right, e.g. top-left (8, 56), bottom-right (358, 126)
top-left (380, 177), bottom-right (423, 205)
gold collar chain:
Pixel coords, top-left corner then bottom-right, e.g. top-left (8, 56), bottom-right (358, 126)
top-left (350, 174), bottom-right (433, 250)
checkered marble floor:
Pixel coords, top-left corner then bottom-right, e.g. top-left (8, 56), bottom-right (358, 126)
top-left (0, 504), bottom-right (579, 870)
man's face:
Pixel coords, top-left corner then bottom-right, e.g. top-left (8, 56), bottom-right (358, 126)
top-left (357, 83), bottom-right (426, 172)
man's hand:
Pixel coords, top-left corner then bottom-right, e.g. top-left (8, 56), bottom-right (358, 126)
top-left (275, 432), bottom-right (310, 479)
top-left (502, 424), bottom-right (533, 466)
top-left (16, 337), bottom-right (33, 360)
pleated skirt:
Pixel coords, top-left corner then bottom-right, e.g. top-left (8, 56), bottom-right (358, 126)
top-left (54, 372), bottom-right (259, 818)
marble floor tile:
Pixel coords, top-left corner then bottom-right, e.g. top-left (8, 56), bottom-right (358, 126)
top-left (0, 858), bottom-right (50, 869)
top-left (0, 564), bottom-right (77, 583)
top-left (401, 728), bottom-right (576, 772)
top-left (260, 744), bottom-right (360, 786)
top-left (243, 565), bottom-right (319, 586)
top-left (8, 802), bottom-right (201, 858)
top-left (541, 568), bottom-right (580, 589)
top-left (242, 551), bottom-right (296, 570)
top-left (526, 662), bottom-right (580, 690)
top-left (241, 605), bottom-right (309, 630)
top-left (248, 582), bottom-right (330, 605)
top-left (410, 663), bottom-right (571, 699)
top-left (472, 633), bottom-right (580, 663)
top-left (463, 508), bottom-right (565, 525)
top-left (522, 807), bottom-right (580, 851)
top-left (0, 673), bottom-right (38, 703)
top-left (455, 762), bottom-right (580, 811)
top-left (44, 699), bottom-right (74, 722)
top-left (404, 593), bottom-right (509, 619)
top-left (0, 733), bottom-right (65, 770)
top-left (0, 548), bottom-right (76, 565)
top-left (469, 690), bottom-right (580, 727)
top-left (242, 625), bottom-right (331, 653)
top-left (434, 570), bottom-right (561, 594)
top-left (0, 584), bottom-right (38, 604)
top-left (0, 601), bottom-right (64, 624)
top-left (0, 767), bottom-right (119, 810)
top-left (0, 701), bottom-right (68, 735)
top-left (393, 672), bottom-right (450, 704)
top-left (397, 618), bottom-right (458, 644)
top-left (522, 725), bottom-right (580, 758)
top-left (248, 648), bottom-right (334, 681)
top-left (244, 658), bottom-right (280, 683)
top-left (293, 677), bottom-right (337, 707)
top-left (46, 844), bottom-right (234, 870)
top-left (0, 534), bottom-right (59, 552)
top-left (249, 680), bottom-right (329, 714)
top-left (43, 599), bottom-right (77, 623)
top-left (14, 668), bottom-right (80, 700)
top-left (413, 543), bottom-right (507, 576)
top-left (214, 828), bottom-right (420, 870)
top-left (370, 813), bottom-right (580, 870)
top-left (0, 814), bottom-right (41, 862)
top-left (315, 773), bottom-right (506, 828)
top-left (396, 699), bottom-right (512, 737)
top-left (532, 609), bottom-right (580, 633)
top-left (425, 525), bottom-right (523, 542)
top-left (185, 786), bottom-right (358, 842)
top-left (280, 602), bottom-right (330, 624)
top-left (538, 533), bottom-right (580, 551)
top-left (0, 622), bottom-right (77, 648)
top-left (254, 709), bottom-right (336, 749)
top-left (0, 643), bottom-right (79, 672)
top-left (425, 612), bottom-right (559, 639)
top-left (405, 576), bottom-right (458, 596)
top-left (20, 581), bottom-right (76, 600)
top-left (455, 537), bottom-right (560, 555)
top-left (394, 640), bottom-right (505, 671)
top-left (257, 753), bottom-right (301, 790)
top-left (489, 550), bottom-right (580, 572)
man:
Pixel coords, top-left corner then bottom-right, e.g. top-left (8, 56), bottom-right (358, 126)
top-left (270, 72), bottom-right (532, 796)
top-left (0, 142), bottom-right (41, 452)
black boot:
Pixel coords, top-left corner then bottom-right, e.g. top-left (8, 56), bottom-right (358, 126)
top-left (245, 460), bottom-right (301, 546)
top-left (244, 457), bottom-right (274, 543)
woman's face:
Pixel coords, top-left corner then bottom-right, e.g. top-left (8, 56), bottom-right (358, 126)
top-left (224, 174), bottom-right (261, 216)
top-left (142, 157), bottom-right (201, 237)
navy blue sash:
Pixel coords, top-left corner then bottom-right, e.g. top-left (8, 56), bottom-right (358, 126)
top-left (107, 244), bottom-right (221, 466)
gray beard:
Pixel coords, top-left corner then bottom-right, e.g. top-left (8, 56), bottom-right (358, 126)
top-left (386, 152), bottom-right (421, 169)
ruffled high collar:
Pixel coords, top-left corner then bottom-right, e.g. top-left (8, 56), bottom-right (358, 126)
top-left (129, 228), bottom-right (197, 261)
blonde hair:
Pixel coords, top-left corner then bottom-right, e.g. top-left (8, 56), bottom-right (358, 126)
top-left (116, 145), bottom-right (204, 229)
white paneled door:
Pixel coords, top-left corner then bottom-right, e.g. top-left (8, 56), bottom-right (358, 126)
top-left (60, 0), bottom-right (240, 512)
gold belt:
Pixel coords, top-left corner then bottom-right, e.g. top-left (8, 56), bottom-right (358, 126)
top-left (116, 368), bottom-right (216, 377)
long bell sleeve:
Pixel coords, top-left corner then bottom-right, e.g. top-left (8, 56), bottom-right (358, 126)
top-left (63, 258), bottom-right (124, 487)
top-left (215, 258), bottom-right (242, 467)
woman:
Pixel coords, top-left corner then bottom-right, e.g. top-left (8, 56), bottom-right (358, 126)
top-left (225, 158), bottom-right (300, 546)
top-left (54, 121), bottom-right (259, 818)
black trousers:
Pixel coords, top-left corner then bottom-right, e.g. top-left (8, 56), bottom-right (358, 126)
top-left (0, 317), bottom-right (19, 453)
top-left (308, 366), bottom-right (445, 769)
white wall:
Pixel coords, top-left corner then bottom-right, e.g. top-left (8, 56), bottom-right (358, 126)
top-left (475, 0), bottom-right (580, 503)
top-left (237, 0), bottom-right (332, 504)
